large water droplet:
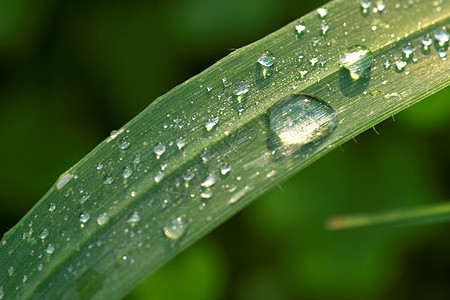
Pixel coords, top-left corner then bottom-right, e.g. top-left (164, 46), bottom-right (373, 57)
top-left (163, 217), bottom-right (187, 240)
top-left (269, 94), bottom-right (337, 147)
top-left (339, 45), bottom-right (373, 80)
top-left (257, 51), bottom-right (276, 67)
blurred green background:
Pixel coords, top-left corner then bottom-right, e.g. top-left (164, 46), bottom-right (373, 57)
top-left (1, 0), bottom-right (449, 299)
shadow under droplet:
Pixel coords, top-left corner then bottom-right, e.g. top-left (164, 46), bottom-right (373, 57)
top-left (339, 67), bottom-right (371, 97)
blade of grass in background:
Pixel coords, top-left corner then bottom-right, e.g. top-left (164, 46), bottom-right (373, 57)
top-left (0, 0), bottom-right (449, 299)
top-left (328, 202), bottom-right (450, 230)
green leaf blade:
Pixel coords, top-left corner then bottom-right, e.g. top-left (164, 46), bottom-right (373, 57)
top-left (0, 0), bottom-right (449, 299)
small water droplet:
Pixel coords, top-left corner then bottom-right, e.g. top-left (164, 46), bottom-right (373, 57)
top-left (200, 188), bottom-right (213, 199)
top-left (79, 211), bottom-right (90, 224)
top-left (163, 217), bottom-right (187, 240)
top-left (339, 45), bottom-right (373, 80)
top-left (257, 50), bottom-right (276, 67)
top-left (320, 22), bottom-right (329, 36)
top-left (176, 137), bottom-right (186, 149)
top-left (220, 164), bottom-right (231, 175)
top-left (39, 228), bottom-right (49, 240)
top-left (395, 60), bottom-right (407, 71)
top-left (295, 21), bottom-right (307, 34)
top-left (56, 173), bottom-right (74, 190)
top-left (48, 203), bottom-right (56, 212)
top-left (104, 174), bottom-right (114, 185)
top-left (22, 275), bottom-right (27, 283)
top-left (201, 173), bottom-right (217, 188)
top-left (269, 94), bottom-right (337, 147)
top-left (229, 186), bottom-right (251, 204)
top-left (317, 7), bottom-right (328, 18)
top-left (80, 193), bottom-right (91, 204)
top-left (204, 117), bottom-right (219, 131)
top-left (109, 129), bottom-right (123, 140)
top-left (127, 212), bottom-right (140, 224)
top-left (402, 43), bottom-right (414, 59)
top-left (0, 286), bottom-right (3, 299)
top-left (46, 244), bottom-right (55, 254)
top-left (96, 162), bottom-right (104, 170)
top-left (375, 0), bottom-right (385, 13)
top-left (183, 170), bottom-right (195, 181)
top-left (201, 149), bottom-right (210, 162)
top-left (97, 213), bottom-right (109, 226)
top-left (154, 171), bottom-right (165, 183)
top-left (438, 48), bottom-right (447, 61)
top-left (222, 77), bottom-right (230, 88)
top-left (117, 137), bottom-right (131, 150)
top-left (232, 81), bottom-right (250, 96)
top-left (8, 266), bottom-right (14, 276)
top-left (133, 155), bottom-right (141, 164)
top-left (154, 143), bottom-right (166, 158)
top-left (299, 69), bottom-right (308, 78)
top-left (122, 166), bottom-right (133, 179)
top-left (37, 264), bottom-right (43, 271)
top-left (421, 34), bottom-right (433, 51)
top-left (309, 57), bottom-right (319, 66)
top-left (360, 0), bottom-right (371, 15)
top-left (383, 60), bottom-right (391, 69)
top-left (435, 27), bottom-right (449, 47)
